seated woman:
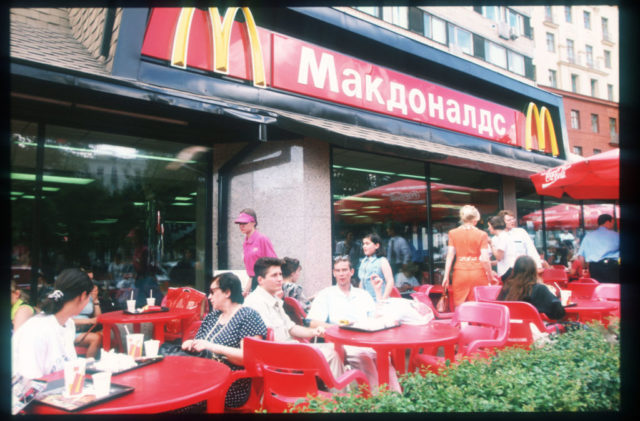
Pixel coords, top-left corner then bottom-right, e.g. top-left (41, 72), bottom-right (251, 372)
top-left (12, 268), bottom-right (94, 380)
top-left (11, 280), bottom-right (35, 332)
top-left (180, 272), bottom-right (267, 409)
top-left (73, 283), bottom-right (103, 358)
top-left (281, 257), bottom-right (312, 312)
top-left (497, 256), bottom-right (566, 320)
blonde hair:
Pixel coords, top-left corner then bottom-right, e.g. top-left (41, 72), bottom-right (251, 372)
top-left (459, 205), bottom-right (480, 223)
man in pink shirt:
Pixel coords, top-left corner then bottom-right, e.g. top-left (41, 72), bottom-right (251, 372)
top-left (235, 208), bottom-right (277, 295)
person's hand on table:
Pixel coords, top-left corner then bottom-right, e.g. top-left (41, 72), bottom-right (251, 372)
top-left (313, 325), bottom-right (325, 338)
top-left (183, 339), bottom-right (213, 353)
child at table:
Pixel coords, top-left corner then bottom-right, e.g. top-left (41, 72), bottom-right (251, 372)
top-left (12, 268), bottom-right (94, 380)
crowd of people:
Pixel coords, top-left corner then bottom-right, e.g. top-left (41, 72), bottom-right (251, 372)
top-left (11, 205), bottom-right (619, 411)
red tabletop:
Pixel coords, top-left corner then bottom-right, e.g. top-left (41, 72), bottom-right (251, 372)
top-left (324, 322), bottom-right (459, 386)
top-left (98, 309), bottom-right (196, 351)
top-left (29, 356), bottom-right (231, 414)
top-left (563, 298), bottom-right (618, 324)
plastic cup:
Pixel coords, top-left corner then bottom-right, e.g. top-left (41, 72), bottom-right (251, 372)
top-left (126, 334), bottom-right (144, 358)
top-left (92, 371), bottom-right (111, 397)
top-left (560, 290), bottom-right (572, 306)
top-left (144, 339), bottom-right (160, 357)
top-left (126, 300), bottom-right (136, 313)
top-left (63, 358), bottom-right (86, 397)
top-left (146, 297), bottom-right (156, 306)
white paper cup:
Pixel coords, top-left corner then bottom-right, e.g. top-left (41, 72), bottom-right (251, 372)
top-left (144, 339), bottom-right (160, 357)
top-left (126, 299), bottom-right (136, 313)
top-left (146, 297), bottom-right (156, 306)
top-left (92, 371), bottom-right (111, 397)
top-left (63, 358), bottom-right (86, 397)
top-left (560, 290), bottom-right (572, 306)
top-left (126, 334), bottom-right (145, 358)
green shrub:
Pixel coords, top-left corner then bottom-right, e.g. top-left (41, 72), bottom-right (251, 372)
top-left (292, 320), bottom-right (619, 413)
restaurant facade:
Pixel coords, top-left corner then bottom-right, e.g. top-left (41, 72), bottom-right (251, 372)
top-left (12, 6), bottom-right (609, 298)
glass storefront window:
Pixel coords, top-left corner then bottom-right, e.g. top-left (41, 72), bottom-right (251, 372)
top-left (10, 120), bottom-right (211, 307)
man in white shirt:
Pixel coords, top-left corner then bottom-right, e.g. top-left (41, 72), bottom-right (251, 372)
top-left (499, 210), bottom-right (543, 273)
top-left (488, 215), bottom-right (517, 282)
top-left (244, 257), bottom-right (344, 378)
top-left (306, 256), bottom-right (401, 392)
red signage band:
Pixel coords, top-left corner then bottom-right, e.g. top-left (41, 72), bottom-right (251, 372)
top-left (141, 7), bottom-right (554, 151)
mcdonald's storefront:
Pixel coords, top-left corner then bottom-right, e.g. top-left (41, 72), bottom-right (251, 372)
top-left (12, 7), bottom-right (602, 298)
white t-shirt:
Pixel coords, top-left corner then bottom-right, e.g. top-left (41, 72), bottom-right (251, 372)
top-left (12, 313), bottom-right (77, 380)
top-left (491, 231), bottom-right (518, 276)
top-left (307, 285), bottom-right (376, 325)
top-left (508, 227), bottom-right (543, 269)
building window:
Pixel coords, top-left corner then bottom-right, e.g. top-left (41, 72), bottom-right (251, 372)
top-left (382, 6), bottom-right (409, 29)
top-left (424, 13), bottom-right (447, 44)
top-left (484, 40), bottom-right (507, 68)
top-left (604, 50), bottom-right (611, 68)
top-left (549, 69), bottom-right (557, 88)
top-left (585, 45), bottom-right (594, 67)
top-left (591, 114), bottom-right (599, 133)
top-left (590, 79), bottom-right (598, 97)
top-left (481, 6), bottom-right (500, 21)
top-left (566, 39), bottom-right (575, 63)
top-left (448, 24), bottom-right (473, 55)
top-left (546, 32), bottom-right (555, 52)
top-left (507, 8), bottom-right (524, 37)
top-left (609, 117), bottom-right (617, 137)
top-left (356, 6), bottom-right (381, 18)
top-left (602, 17), bottom-right (610, 41)
top-left (593, 148), bottom-right (601, 155)
top-left (565, 6), bottom-right (572, 23)
top-left (507, 50), bottom-right (525, 76)
top-left (545, 6), bottom-right (553, 23)
top-left (573, 146), bottom-right (583, 156)
top-left (583, 11), bottom-right (591, 29)
top-left (607, 84), bottom-right (614, 101)
top-left (571, 74), bottom-right (579, 93)
top-left (570, 110), bottom-right (580, 129)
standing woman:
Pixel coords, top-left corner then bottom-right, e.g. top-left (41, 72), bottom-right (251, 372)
top-left (441, 205), bottom-right (493, 310)
top-left (180, 272), bottom-right (267, 409)
top-left (235, 208), bottom-right (277, 296)
top-left (358, 233), bottom-right (395, 301)
top-left (12, 268), bottom-right (94, 380)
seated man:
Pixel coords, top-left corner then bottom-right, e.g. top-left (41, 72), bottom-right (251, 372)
top-left (244, 257), bottom-right (344, 379)
top-left (306, 256), bottom-right (401, 392)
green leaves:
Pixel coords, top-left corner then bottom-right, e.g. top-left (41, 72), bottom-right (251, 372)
top-left (294, 319), bottom-right (619, 413)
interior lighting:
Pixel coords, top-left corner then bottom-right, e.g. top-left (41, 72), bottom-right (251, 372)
top-left (171, 202), bottom-right (193, 206)
top-left (133, 202), bottom-right (145, 206)
top-left (440, 189), bottom-right (471, 196)
top-left (11, 172), bottom-right (94, 185)
top-left (42, 186), bottom-right (60, 192)
top-left (91, 218), bottom-right (119, 224)
top-left (174, 196), bottom-right (192, 201)
top-left (343, 166), bottom-right (395, 176)
top-left (11, 191), bottom-right (24, 196)
top-left (432, 204), bottom-right (463, 209)
top-left (396, 173), bottom-right (425, 180)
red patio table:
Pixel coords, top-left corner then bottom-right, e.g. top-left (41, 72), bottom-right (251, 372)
top-left (324, 322), bottom-right (459, 387)
top-left (98, 309), bottom-right (195, 351)
top-left (28, 356), bottom-right (231, 414)
top-left (563, 298), bottom-right (618, 324)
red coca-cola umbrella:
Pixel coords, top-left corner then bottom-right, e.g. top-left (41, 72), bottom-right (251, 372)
top-left (529, 149), bottom-right (619, 200)
top-left (521, 203), bottom-right (619, 230)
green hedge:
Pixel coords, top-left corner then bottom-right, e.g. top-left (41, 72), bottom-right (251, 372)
top-left (292, 319), bottom-right (619, 412)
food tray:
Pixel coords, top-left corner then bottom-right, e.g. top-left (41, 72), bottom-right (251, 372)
top-left (35, 378), bottom-right (133, 412)
top-left (123, 307), bottom-right (169, 315)
top-left (86, 355), bottom-right (164, 376)
top-left (339, 322), bottom-right (401, 333)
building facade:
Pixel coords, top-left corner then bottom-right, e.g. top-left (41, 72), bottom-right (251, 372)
top-left (12, 6), bottom-right (617, 302)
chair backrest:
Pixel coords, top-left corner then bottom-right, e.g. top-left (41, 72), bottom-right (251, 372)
top-left (410, 292), bottom-right (453, 319)
top-left (577, 277), bottom-right (600, 284)
top-left (473, 285), bottom-right (502, 302)
top-left (242, 337), bottom-right (341, 412)
top-left (452, 302), bottom-right (510, 356)
top-left (417, 284), bottom-right (433, 295)
top-left (594, 283), bottom-right (620, 302)
top-left (390, 287), bottom-right (402, 298)
top-left (541, 268), bottom-right (569, 283)
top-left (491, 301), bottom-right (547, 349)
top-left (566, 282), bottom-right (598, 300)
top-left (162, 287), bottom-right (208, 336)
top-left (283, 297), bottom-right (307, 326)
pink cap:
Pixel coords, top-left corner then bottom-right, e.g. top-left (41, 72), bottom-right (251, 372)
top-left (234, 212), bottom-right (256, 224)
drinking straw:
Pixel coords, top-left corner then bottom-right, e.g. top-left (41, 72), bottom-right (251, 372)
top-left (124, 325), bottom-right (130, 335)
top-left (130, 290), bottom-right (134, 300)
top-left (554, 282), bottom-right (562, 295)
top-left (150, 289), bottom-right (153, 299)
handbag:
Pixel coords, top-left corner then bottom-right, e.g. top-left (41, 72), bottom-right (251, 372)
top-left (158, 342), bottom-right (211, 359)
top-left (436, 288), bottom-right (450, 313)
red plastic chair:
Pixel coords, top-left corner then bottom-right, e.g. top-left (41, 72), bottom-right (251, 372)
top-left (410, 292), bottom-right (454, 319)
top-left (492, 301), bottom-right (561, 349)
top-left (161, 287), bottom-right (208, 342)
top-left (411, 302), bottom-right (510, 374)
top-left (577, 277), bottom-right (600, 284)
top-left (283, 297), bottom-right (307, 326)
top-left (594, 283), bottom-right (620, 317)
top-left (390, 287), bottom-right (402, 298)
top-left (541, 268), bottom-right (569, 287)
top-left (241, 337), bottom-right (371, 412)
top-left (565, 282), bottom-right (598, 300)
top-left (552, 264), bottom-right (567, 270)
top-left (473, 285), bottom-right (502, 302)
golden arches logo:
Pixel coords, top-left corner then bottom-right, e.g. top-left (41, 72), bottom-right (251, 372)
top-left (171, 7), bottom-right (266, 88)
top-left (525, 102), bottom-right (559, 156)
